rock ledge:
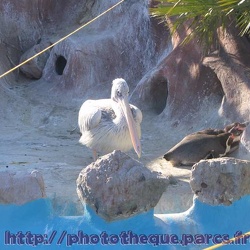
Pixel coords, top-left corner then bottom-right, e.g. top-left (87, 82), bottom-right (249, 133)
top-left (0, 170), bottom-right (46, 205)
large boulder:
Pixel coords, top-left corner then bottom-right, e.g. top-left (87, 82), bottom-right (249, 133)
top-left (76, 150), bottom-right (169, 221)
top-left (190, 157), bottom-right (250, 205)
top-left (0, 170), bottom-right (46, 205)
top-left (19, 39), bottom-right (51, 79)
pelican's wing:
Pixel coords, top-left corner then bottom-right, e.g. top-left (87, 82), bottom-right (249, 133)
top-left (78, 100), bottom-right (102, 132)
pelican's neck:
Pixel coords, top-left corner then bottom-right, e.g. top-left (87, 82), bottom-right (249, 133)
top-left (111, 100), bottom-right (126, 125)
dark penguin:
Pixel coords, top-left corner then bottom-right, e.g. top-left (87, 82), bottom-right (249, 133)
top-left (163, 122), bottom-right (248, 166)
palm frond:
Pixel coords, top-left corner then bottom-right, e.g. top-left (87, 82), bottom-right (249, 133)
top-left (150, 0), bottom-right (250, 51)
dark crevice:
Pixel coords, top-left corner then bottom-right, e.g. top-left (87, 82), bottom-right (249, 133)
top-left (55, 55), bottom-right (67, 75)
top-left (150, 75), bottom-right (168, 114)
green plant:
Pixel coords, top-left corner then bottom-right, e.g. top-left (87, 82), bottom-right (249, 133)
top-left (151, 0), bottom-right (250, 49)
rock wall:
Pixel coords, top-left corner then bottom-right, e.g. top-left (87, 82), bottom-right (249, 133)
top-left (0, 0), bottom-right (159, 131)
top-left (1, 0), bottom-right (249, 124)
top-left (41, 0), bottom-right (166, 96)
top-left (132, 16), bottom-right (250, 126)
top-left (132, 17), bottom-right (224, 120)
top-left (0, 0), bottom-right (166, 91)
top-left (0, 0), bottom-right (90, 80)
top-left (203, 25), bottom-right (250, 122)
top-left (0, 0), bottom-right (170, 119)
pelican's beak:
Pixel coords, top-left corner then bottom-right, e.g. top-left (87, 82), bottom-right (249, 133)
top-left (118, 96), bottom-right (141, 158)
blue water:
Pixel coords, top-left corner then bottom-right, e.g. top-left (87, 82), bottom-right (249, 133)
top-left (1, 195), bottom-right (250, 249)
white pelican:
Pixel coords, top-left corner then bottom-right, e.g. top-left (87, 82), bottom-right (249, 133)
top-left (78, 78), bottom-right (142, 160)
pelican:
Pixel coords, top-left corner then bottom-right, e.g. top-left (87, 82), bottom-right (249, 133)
top-left (78, 78), bottom-right (142, 160)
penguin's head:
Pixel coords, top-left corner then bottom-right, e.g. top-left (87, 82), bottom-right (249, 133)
top-left (224, 121), bottom-right (249, 143)
top-left (225, 121), bottom-right (249, 133)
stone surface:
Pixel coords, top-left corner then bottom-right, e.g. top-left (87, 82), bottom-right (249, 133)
top-left (76, 150), bottom-right (169, 221)
top-left (190, 157), bottom-right (250, 205)
top-left (0, 170), bottom-right (46, 205)
top-left (20, 40), bottom-right (51, 79)
top-left (203, 26), bottom-right (250, 122)
top-left (42, 0), bottom-right (158, 93)
top-left (132, 17), bottom-right (224, 120)
top-left (241, 125), bottom-right (250, 154)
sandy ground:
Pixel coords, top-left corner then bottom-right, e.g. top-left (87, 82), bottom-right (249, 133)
top-left (0, 77), bottom-right (205, 216)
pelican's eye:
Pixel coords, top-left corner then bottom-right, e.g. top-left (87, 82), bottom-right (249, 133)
top-left (117, 90), bottom-right (122, 97)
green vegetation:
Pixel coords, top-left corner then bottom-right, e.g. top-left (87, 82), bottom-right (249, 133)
top-left (151, 0), bottom-right (250, 50)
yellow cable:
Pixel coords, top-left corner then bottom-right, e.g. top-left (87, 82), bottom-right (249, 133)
top-left (0, 0), bottom-right (125, 79)
top-left (203, 231), bottom-right (250, 250)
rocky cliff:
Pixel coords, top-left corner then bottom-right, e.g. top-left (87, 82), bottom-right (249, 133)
top-left (1, 0), bottom-right (249, 122)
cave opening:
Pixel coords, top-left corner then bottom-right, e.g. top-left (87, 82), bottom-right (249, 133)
top-left (55, 55), bottom-right (67, 75)
top-left (150, 76), bottom-right (168, 114)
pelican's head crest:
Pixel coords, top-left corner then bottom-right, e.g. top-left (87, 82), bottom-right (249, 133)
top-left (111, 78), bottom-right (129, 102)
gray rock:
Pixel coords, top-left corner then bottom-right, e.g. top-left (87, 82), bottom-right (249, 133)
top-left (0, 170), bottom-right (46, 205)
top-left (241, 125), bottom-right (250, 154)
top-left (76, 150), bottom-right (169, 221)
top-left (190, 157), bottom-right (250, 205)
top-left (20, 40), bottom-right (51, 79)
